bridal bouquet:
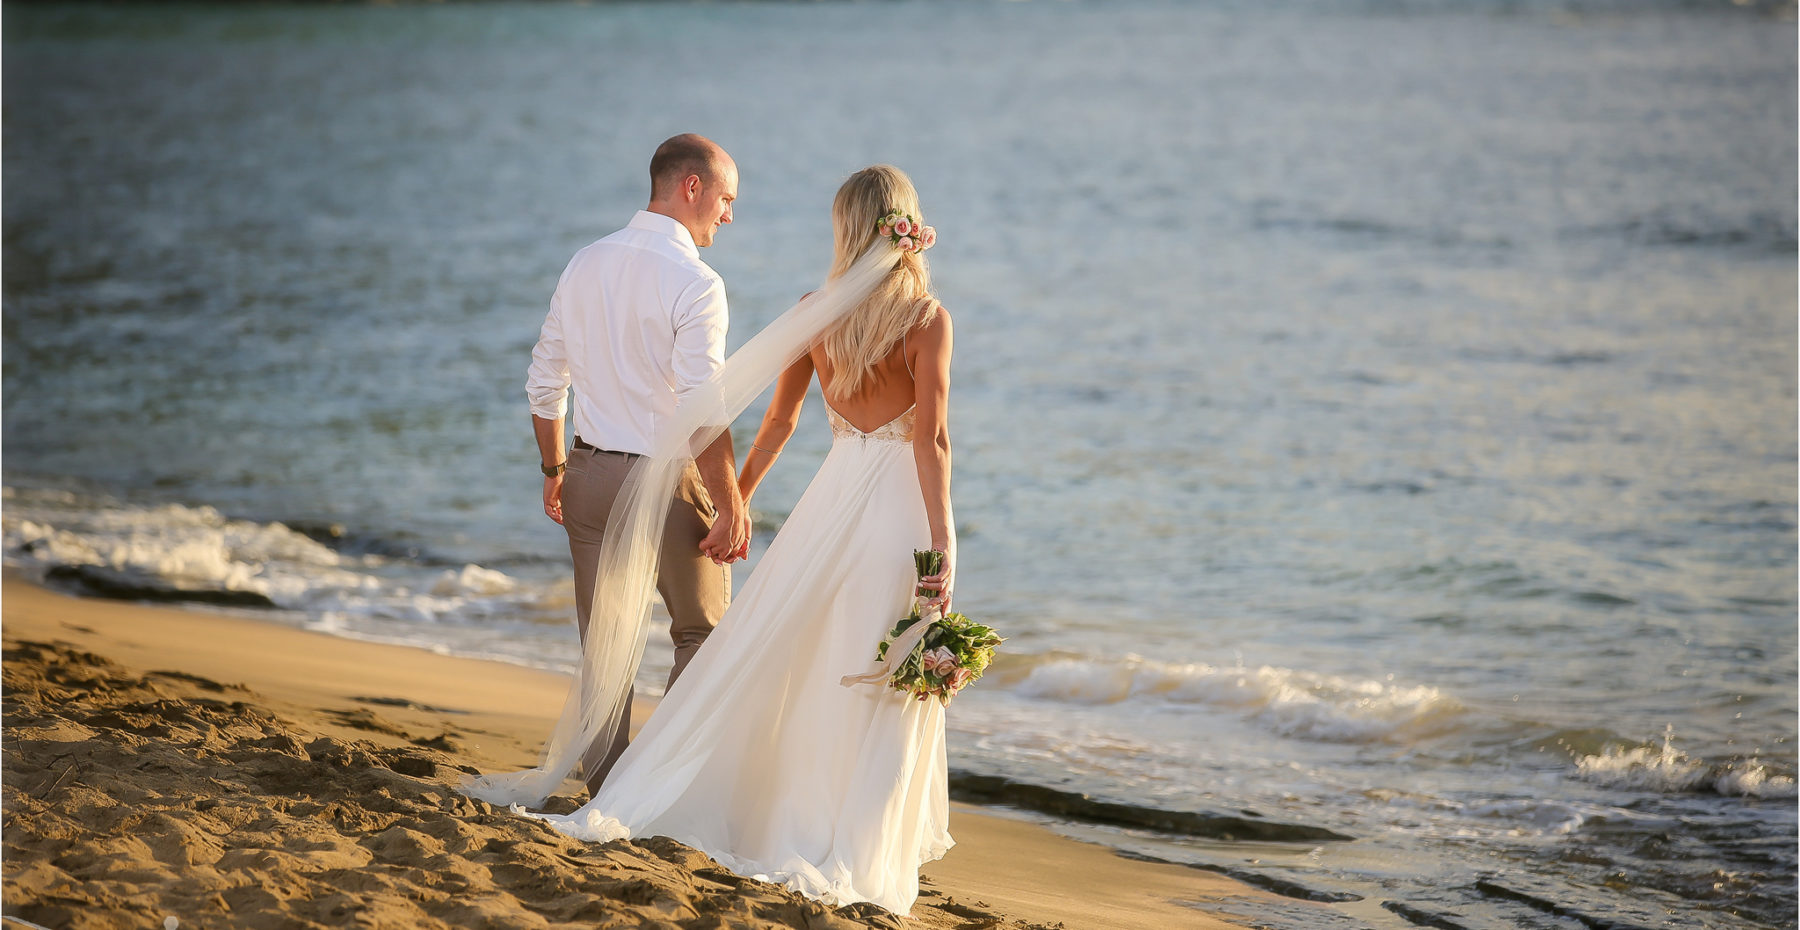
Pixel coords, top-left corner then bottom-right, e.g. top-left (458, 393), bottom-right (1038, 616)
top-left (870, 550), bottom-right (1004, 705)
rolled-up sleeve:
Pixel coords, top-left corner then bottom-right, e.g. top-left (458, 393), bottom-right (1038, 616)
top-left (525, 285), bottom-right (571, 420)
top-left (669, 273), bottom-right (728, 412)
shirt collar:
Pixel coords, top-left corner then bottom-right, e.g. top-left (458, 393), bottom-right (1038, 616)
top-left (628, 210), bottom-right (699, 255)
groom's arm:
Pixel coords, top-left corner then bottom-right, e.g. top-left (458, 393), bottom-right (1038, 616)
top-left (526, 280), bottom-right (573, 525)
top-left (694, 433), bottom-right (745, 563)
top-left (531, 414), bottom-right (567, 524)
top-left (671, 274), bottom-right (748, 563)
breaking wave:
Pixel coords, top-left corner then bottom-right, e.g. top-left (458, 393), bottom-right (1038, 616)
top-left (1574, 729), bottom-right (1797, 799)
top-left (1002, 652), bottom-right (1466, 744)
top-left (1, 485), bottom-right (541, 627)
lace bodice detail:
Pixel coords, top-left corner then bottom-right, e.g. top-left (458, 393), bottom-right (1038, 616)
top-left (826, 403), bottom-right (915, 444)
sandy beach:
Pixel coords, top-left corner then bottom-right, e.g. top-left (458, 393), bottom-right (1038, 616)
top-left (0, 574), bottom-right (1287, 929)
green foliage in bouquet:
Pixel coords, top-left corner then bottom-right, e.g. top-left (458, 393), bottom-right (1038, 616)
top-left (872, 550), bottom-right (1005, 704)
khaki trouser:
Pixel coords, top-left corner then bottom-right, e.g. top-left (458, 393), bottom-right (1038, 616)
top-left (561, 442), bottom-right (729, 795)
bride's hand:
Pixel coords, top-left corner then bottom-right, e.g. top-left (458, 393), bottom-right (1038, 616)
top-left (732, 508), bottom-right (753, 562)
top-left (919, 554), bottom-right (954, 613)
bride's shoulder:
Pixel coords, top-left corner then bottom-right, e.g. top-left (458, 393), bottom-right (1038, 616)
top-left (910, 300), bottom-right (952, 355)
top-left (915, 297), bottom-right (951, 331)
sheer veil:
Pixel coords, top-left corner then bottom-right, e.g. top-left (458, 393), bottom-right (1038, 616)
top-left (459, 243), bottom-right (904, 809)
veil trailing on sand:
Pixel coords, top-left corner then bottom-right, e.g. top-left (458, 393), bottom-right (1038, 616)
top-left (459, 244), bottom-right (904, 809)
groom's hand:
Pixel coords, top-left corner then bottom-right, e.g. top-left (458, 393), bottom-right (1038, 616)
top-left (699, 505), bottom-right (744, 564)
top-left (543, 474), bottom-right (565, 525)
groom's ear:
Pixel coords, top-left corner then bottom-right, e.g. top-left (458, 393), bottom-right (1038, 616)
top-left (681, 174), bottom-right (703, 202)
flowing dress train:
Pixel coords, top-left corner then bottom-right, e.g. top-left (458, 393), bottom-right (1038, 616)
top-left (525, 401), bottom-right (952, 915)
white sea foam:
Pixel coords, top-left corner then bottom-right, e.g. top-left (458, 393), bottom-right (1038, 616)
top-left (430, 564), bottom-right (516, 597)
top-left (6, 503), bottom-right (361, 600)
top-left (1711, 763), bottom-right (1799, 799)
top-left (1575, 738), bottom-right (1710, 792)
top-left (1363, 789), bottom-right (1592, 837)
top-left (1459, 798), bottom-right (1588, 836)
top-left (1007, 654), bottom-right (1463, 744)
top-left (1, 488), bottom-right (531, 628)
top-left (1573, 730), bottom-right (1797, 799)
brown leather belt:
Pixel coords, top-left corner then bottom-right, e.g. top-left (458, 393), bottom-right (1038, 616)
top-left (572, 436), bottom-right (641, 458)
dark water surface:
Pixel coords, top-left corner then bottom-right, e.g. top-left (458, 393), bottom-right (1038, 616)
top-left (5, 2), bottom-right (1795, 927)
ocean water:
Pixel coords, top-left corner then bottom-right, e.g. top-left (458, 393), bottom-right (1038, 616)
top-left (4, 2), bottom-right (1795, 927)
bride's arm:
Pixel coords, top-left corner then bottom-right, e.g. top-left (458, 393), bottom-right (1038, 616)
top-left (910, 307), bottom-right (955, 607)
top-left (737, 352), bottom-right (815, 505)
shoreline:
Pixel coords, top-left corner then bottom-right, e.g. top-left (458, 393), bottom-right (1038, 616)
top-left (0, 573), bottom-right (1290, 929)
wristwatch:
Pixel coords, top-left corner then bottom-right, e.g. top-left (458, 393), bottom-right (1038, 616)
top-left (541, 460), bottom-right (565, 478)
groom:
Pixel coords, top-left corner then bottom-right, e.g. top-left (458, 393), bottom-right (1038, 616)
top-left (525, 133), bottom-right (750, 795)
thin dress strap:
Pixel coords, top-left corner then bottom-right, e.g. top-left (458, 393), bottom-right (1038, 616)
top-left (904, 300), bottom-right (935, 380)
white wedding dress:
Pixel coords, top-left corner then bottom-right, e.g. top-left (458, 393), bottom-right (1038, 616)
top-left (524, 400), bottom-right (954, 915)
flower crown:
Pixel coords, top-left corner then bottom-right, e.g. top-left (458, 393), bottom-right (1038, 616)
top-left (877, 210), bottom-right (936, 253)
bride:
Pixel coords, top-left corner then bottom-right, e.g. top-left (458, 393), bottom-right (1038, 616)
top-left (464, 164), bottom-right (957, 915)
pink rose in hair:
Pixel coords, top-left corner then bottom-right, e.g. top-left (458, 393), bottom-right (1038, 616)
top-left (920, 226), bottom-right (936, 249)
top-left (897, 236), bottom-right (915, 251)
top-left (879, 224), bottom-right (893, 238)
top-left (894, 218), bottom-right (913, 236)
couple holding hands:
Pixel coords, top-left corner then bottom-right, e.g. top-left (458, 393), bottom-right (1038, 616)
top-left (463, 133), bottom-right (958, 916)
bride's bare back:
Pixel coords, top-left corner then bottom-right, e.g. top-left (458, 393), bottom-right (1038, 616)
top-left (809, 308), bottom-right (932, 431)
top-left (736, 298), bottom-right (956, 591)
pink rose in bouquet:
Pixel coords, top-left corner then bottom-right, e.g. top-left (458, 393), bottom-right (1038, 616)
top-left (921, 646), bottom-right (958, 676)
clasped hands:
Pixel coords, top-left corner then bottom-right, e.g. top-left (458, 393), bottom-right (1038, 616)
top-left (546, 473), bottom-right (749, 564)
top-left (699, 505), bottom-right (753, 565)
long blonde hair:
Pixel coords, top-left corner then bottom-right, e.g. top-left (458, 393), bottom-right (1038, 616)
top-left (819, 165), bottom-right (936, 402)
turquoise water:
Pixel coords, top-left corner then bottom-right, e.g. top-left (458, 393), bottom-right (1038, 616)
top-left (4, 2), bottom-right (1795, 926)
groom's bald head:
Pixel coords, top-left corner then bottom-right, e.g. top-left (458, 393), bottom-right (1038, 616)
top-left (646, 134), bottom-right (737, 247)
top-left (649, 134), bottom-right (733, 202)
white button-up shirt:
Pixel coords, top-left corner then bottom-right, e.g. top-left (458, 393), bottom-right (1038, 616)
top-left (526, 211), bottom-right (729, 456)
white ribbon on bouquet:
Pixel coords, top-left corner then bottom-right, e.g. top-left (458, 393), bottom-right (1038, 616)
top-left (839, 602), bottom-right (945, 689)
